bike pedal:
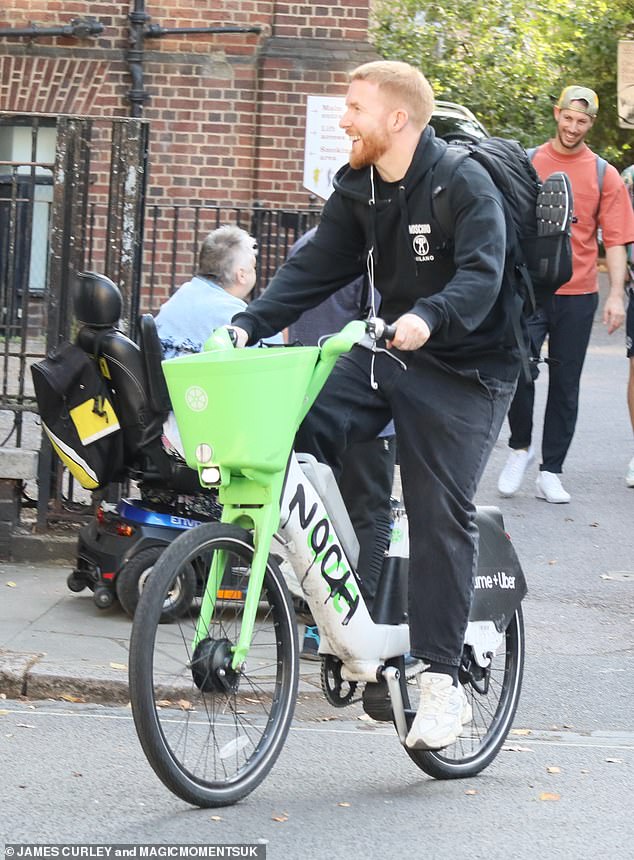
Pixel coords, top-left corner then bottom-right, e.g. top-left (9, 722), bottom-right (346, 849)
top-left (361, 680), bottom-right (393, 722)
top-left (404, 658), bottom-right (425, 680)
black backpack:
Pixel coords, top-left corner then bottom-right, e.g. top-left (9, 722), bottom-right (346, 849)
top-left (31, 340), bottom-right (125, 491)
top-left (431, 137), bottom-right (574, 374)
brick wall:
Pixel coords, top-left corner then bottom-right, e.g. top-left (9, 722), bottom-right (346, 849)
top-left (0, 2), bottom-right (378, 304)
top-left (0, 1), bottom-right (376, 210)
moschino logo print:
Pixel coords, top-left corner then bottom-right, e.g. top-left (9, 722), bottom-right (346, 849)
top-left (409, 223), bottom-right (434, 263)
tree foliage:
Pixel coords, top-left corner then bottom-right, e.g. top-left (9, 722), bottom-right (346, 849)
top-left (370, 0), bottom-right (634, 168)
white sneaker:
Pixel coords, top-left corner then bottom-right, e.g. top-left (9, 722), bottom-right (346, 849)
top-left (626, 456), bottom-right (634, 488)
top-left (497, 447), bottom-right (534, 497)
top-left (535, 470), bottom-right (570, 504)
top-left (405, 673), bottom-right (472, 750)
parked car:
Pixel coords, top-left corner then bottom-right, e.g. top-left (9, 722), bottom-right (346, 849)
top-left (430, 100), bottom-right (489, 142)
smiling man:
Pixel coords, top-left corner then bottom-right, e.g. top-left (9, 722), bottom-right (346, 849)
top-left (497, 85), bottom-right (634, 503)
top-left (229, 61), bottom-right (521, 751)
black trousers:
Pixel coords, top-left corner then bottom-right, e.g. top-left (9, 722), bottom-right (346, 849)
top-left (338, 435), bottom-right (397, 613)
top-left (507, 293), bottom-right (598, 473)
top-left (295, 346), bottom-right (515, 667)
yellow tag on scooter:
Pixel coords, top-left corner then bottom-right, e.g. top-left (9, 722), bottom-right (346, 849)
top-left (70, 397), bottom-right (120, 445)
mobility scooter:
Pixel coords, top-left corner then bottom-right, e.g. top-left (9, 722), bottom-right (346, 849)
top-left (59, 272), bottom-right (222, 619)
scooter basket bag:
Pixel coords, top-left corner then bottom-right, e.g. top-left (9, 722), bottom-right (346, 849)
top-left (162, 346), bottom-right (320, 477)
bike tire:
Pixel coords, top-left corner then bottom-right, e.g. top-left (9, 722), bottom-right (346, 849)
top-left (129, 522), bottom-right (299, 807)
top-left (405, 606), bottom-right (525, 779)
top-left (116, 546), bottom-right (196, 622)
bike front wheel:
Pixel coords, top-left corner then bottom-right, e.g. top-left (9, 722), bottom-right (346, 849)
top-left (405, 606), bottom-right (525, 779)
top-left (129, 522), bottom-right (299, 807)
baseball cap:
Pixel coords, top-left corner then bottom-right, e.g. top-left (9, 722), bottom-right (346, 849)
top-left (556, 85), bottom-right (599, 117)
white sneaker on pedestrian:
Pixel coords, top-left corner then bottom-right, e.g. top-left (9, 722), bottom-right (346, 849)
top-left (497, 447), bottom-right (534, 497)
top-left (626, 456), bottom-right (634, 488)
top-left (535, 470), bottom-right (571, 504)
top-left (405, 673), bottom-right (472, 750)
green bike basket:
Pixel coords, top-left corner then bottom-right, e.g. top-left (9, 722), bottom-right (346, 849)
top-left (162, 346), bottom-right (320, 476)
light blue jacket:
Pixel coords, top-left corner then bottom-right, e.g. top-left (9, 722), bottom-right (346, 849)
top-left (155, 275), bottom-right (283, 359)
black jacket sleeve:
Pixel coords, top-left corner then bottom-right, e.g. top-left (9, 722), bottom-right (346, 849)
top-left (409, 159), bottom-right (507, 343)
top-left (231, 193), bottom-right (367, 344)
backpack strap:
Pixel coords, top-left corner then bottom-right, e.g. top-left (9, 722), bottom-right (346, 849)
top-left (596, 156), bottom-right (607, 195)
top-left (594, 155), bottom-right (608, 219)
top-left (429, 146), bottom-right (471, 245)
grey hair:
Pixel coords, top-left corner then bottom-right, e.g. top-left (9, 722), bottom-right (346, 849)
top-left (197, 225), bottom-right (257, 287)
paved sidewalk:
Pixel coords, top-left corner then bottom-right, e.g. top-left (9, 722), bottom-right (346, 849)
top-left (0, 561), bottom-right (324, 704)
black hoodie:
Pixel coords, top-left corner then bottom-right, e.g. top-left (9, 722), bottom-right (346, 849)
top-left (233, 126), bottom-right (521, 381)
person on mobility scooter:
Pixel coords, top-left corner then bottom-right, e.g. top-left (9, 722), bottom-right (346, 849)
top-left (62, 227), bottom-right (283, 619)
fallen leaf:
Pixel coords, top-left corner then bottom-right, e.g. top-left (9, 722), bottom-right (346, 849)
top-left (156, 700), bottom-right (172, 708)
top-left (210, 816), bottom-right (222, 822)
top-left (60, 694), bottom-right (85, 704)
top-left (177, 699), bottom-right (194, 711)
top-left (510, 728), bottom-right (532, 736)
top-left (72, 772), bottom-right (83, 777)
top-left (546, 766), bottom-right (561, 774)
top-left (0, 693), bottom-right (6, 699)
top-left (272, 814), bottom-right (288, 822)
top-left (503, 744), bottom-right (533, 752)
top-left (589, 522), bottom-right (599, 528)
top-left (5, 581), bottom-right (16, 587)
top-left (109, 662), bottom-right (127, 670)
top-left (605, 758), bottom-right (622, 764)
top-left (548, 560), bottom-right (557, 565)
top-left (0, 709), bottom-right (8, 716)
top-left (539, 792), bottom-right (560, 801)
top-left (337, 802), bottom-right (351, 807)
top-left (16, 723), bottom-right (36, 729)
top-left (465, 789), bottom-right (478, 796)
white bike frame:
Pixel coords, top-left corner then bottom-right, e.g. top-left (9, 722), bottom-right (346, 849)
top-left (278, 453), bottom-right (410, 684)
top-left (277, 453), bottom-right (505, 686)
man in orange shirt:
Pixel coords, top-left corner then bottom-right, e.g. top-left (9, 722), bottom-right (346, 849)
top-left (497, 85), bottom-right (634, 503)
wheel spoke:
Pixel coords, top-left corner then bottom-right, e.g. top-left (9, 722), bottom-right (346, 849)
top-left (129, 523), bottom-right (299, 807)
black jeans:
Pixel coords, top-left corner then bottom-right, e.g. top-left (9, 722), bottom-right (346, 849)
top-left (507, 293), bottom-right (598, 473)
top-left (338, 435), bottom-right (397, 613)
top-left (295, 346), bottom-right (515, 668)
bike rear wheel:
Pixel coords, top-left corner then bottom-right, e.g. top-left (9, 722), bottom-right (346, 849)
top-left (129, 522), bottom-right (299, 807)
top-left (405, 606), bottom-right (525, 779)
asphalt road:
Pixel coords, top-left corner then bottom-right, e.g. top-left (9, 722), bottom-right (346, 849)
top-left (0, 697), bottom-right (632, 858)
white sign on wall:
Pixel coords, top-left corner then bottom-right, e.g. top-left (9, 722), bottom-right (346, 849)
top-left (617, 40), bottom-right (634, 129)
top-left (303, 95), bottom-right (350, 200)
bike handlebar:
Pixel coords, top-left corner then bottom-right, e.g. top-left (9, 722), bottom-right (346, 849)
top-left (365, 317), bottom-right (397, 342)
top-left (206, 317), bottom-right (396, 356)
